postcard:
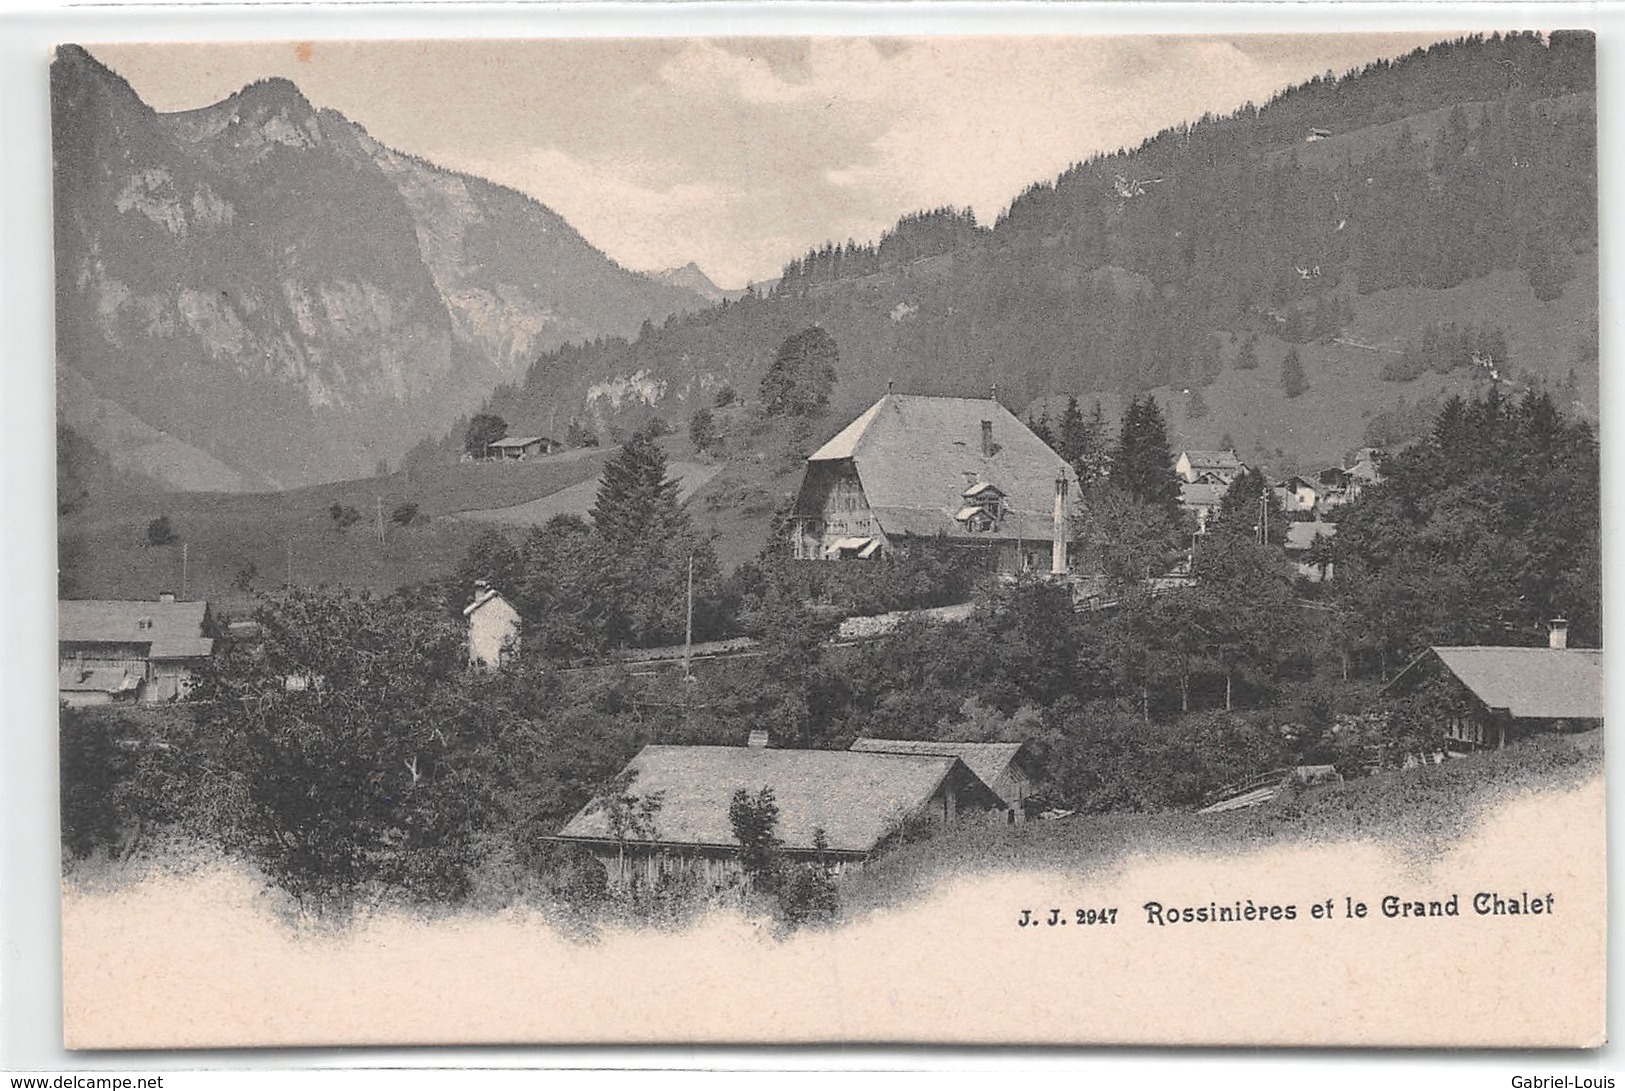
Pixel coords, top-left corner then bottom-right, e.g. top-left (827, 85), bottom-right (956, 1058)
top-left (51, 30), bottom-right (1603, 1049)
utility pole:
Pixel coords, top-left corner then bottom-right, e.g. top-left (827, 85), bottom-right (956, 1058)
top-left (286, 536), bottom-right (293, 589)
top-left (683, 551), bottom-right (695, 683)
top-left (376, 496), bottom-right (385, 546)
top-left (181, 542), bottom-right (188, 599)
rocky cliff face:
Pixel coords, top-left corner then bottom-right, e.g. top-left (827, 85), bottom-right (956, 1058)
top-left (52, 45), bottom-right (709, 489)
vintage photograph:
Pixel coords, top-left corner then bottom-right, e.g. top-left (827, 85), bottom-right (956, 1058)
top-left (50, 31), bottom-right (1602, 1048)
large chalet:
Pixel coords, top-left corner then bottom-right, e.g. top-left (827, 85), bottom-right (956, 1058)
top-left (552, 741), bottom-right (1004, 889)
top-left (58, 593), bottom-right (214, 706)
top-left (789, 394), bottom-right (1079, 572)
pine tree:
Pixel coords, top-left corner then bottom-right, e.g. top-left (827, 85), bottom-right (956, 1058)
top-left (1235, 335), bottom-right (1260, 371)
top-left (591, 428), bottom-right (686, 551)
top-left (1057, 396), bottom-right (1087, 465)
top-left (1109, 396), bottom-right (1181, 513)
top-left (1074, 400), bottom-right (1112, 487)
top-left (464, 414), bottom-right (508, 458)
top-left (1186, 387), bottom-right (1209, 419)
top-left (1214, 467), bottom-right (1287, 547)
top-left (1028, 409), bottom-right (1056, 451)
top-left (1280, 348), bottom-right (1308, 398)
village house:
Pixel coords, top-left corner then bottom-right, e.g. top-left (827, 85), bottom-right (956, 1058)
top-left (58, 593), bottom-right (214, 706)
top-left (1314, 448), bottom-right (1383, 512)
top-left (1273, 475), bottom-right (1320, 514)
top-left (1380, 621), bottom-right (1602, 753)
top-left (484, 435), bottom-right (557, 461)
top-left (463, 582), bottom-right (521, 670)
top-left (1284, 520), bottom-right (1337, 581)
top-left (788, 394), bottom-right (1079, 573)
top-left (1179, 479), bottom-right (1228, 533)
top-left (551, 740), bottom-right (1004, 889)
top-left (1175, 449), bottom-right (1247, 485)
top-left (849, 737), bottom-right (1041, 823)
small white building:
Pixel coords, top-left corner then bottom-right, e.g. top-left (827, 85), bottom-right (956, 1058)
top-left (464, 583), bottom-right (521, 670)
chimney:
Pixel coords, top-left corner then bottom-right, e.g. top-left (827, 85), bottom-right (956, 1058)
top-left (747, 729), bottom-right (769, 748)
top-left (1051, 474), bottom-right (1069, 575)
top-left (1549, 617), bottom-right (1569, 650)
top-left (158, 591), bottom-right (176, 604)
top-left (981, 420), bottom-right (993, 457)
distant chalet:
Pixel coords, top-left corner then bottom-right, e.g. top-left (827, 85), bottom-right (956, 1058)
top-left (482, 436), bottom-right (558, 461)
top-left (552, 743), bottom-right (1003, 888)
top-left (58, 593), bottom-right (214, 706)
top-left (789, 394), bottom-right (1079, 572)
top-left (1382, 621), bottom-right (1602, 753)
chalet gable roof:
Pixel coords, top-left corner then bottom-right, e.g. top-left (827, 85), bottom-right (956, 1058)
top-left (1180, 481), bottom-right (1228, 506)
top-left (1180, 449), bottom-right (1244, 469)
top-left (1386, 646), bottom-right (1604, 720)
top-left (1284, 521), bottom-right (1336, 551)
top-left (848, 738), bottom-right (1033, 806)
top-left (803, 395), bottom-right (1075, 537)
top-left (58, 599), bottom-right (210, 654)
top-left (555, 744), bottom-right (1001, 855)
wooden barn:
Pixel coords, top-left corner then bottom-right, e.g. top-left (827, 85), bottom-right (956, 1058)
top-left (849, 738), bottom-right (1042, 823)
top-left (551, 742), bottom-right (1004, 890)
top-left (57, 594), bottom-right (214, 706)
top-left (484, 436), bottom-right (556, 461)
top-left (1381, 622), bottom-right (1603, 753)
top-left (788, 394), bottom-right (1079, 573)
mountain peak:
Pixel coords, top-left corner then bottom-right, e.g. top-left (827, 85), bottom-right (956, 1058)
top-left (52, 44), bottom-right (154, 118)
top-left (229, 76), bottom-right (314, 116)
top-left (646, 261), bottom-right (739, 303)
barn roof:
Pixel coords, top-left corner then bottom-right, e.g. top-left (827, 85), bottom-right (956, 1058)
top-left (802, 395), bottom-right (1075, 541)
top-left (1181, 450), bottom-right (1244, 469)
top-left (149, 637), bottom-right (215, 659)
top-left (58, 664), bottom-right (141, 695)
top-left (555, 744), bottom-right (1000, 855)
top-left (1391, 646), bottom-right (1604, 720)
top-left (58, 599), bottom-right (210, 652)
top-left (488, 436), bottom-right (545, 449)
top-left (1180, 481), bottom-right (1228, 507)
top-left (1284, 521), bottom-right (1337, 551)
top-left (848, 738), bottom-right (1030, 800)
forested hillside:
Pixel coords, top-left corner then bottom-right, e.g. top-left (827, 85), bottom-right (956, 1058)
top-left (452, 32), bottom-right (1594, 484)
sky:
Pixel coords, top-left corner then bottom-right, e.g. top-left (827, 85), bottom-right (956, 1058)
top-left (90, 34), bottom-right (1452, 288)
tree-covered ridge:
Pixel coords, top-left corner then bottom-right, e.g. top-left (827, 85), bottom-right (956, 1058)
top-left (1331, 388), bottom-right (1600, 669)
top-left (461, 31), bottom-right (1594, 466)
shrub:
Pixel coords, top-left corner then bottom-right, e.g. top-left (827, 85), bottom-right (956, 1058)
top-left (145, 515), bottom-right (177, 547)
